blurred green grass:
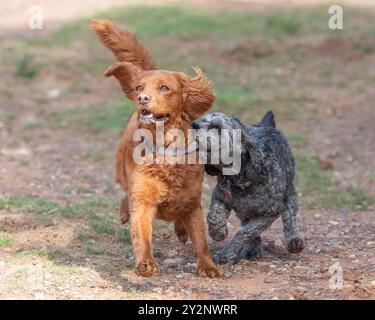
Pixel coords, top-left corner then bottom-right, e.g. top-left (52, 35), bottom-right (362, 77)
top-left (296, 155), bottom-right (375, 210)
top-left (51, 100), bottom-right (134, 132)
top-left (0, 196), bottom-right (129, 240)
top-left (0, 233), bottom-right (13, 247)
top-left (23, 6), bottom-right (322, 47)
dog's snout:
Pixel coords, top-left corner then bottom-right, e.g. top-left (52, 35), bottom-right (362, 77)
top-left (192, 121), bottom-right (210, 130)
top-left (138, 93), bottom-right (151, 105)
top-left (192, 121), bottom-right (206, 130)
top-left (210, 117), bottom-right (223, 129)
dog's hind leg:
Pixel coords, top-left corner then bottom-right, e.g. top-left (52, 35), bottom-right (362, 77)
top-left (281, 193), bottom-right (305, 253)
top-left (239, 218), bottom-right (263, 259)
top-left (215, 215), bottom-right (277, 264)
top-left (241, 236), bottom-right (263, 259)
top-left (120, 195), bottom-right (130, 224)
top-left (174, 218), bottom-right (188, 244)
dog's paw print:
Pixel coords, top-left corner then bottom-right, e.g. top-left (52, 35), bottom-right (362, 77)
top-left (286, 237), bottom-right (305, 254)
top-left (135, 257), bottom-right (159, 277)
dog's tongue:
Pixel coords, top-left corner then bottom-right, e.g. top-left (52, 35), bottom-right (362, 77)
top-left (224, 189), bottom-right (232, 202)
top-left (141, 110), bottom-right (153, 118)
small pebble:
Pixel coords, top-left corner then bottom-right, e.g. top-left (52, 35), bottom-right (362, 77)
top-left (34, 293), bottom-right (45, 300)
top-left (297, 286), bottom-right (307, 293)
top-left (183, 289), bottom-right (192, 295)
top-left (329, 220), bottom-right (339, 226)
top-left (264, 278), bottom-right (273, 284)
top-left (152, 287), bottom-right (163, 294)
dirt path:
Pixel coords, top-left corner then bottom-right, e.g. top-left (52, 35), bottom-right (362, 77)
top-left (1, 0), bottom-right (375, 300)
top-left (1, 201), bottom-right (374, 299)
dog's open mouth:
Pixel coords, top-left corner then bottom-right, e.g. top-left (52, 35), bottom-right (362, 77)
top-left (140, 110), bottom-right (168, 123)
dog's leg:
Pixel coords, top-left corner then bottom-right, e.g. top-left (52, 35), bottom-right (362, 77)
top-left (207, 194), bottom-right (231, 241)
top-left (120, 195), bottom-right (129, 224)
top-left (281, 193), bottom-right (305, 253)
top-left (131, 203), bottom-right (159, 277)
top-left (130, 174), bottom-right (166, 277)
top-left (181, 206), bottom-right (223, 278)
top-left (241, 236), bottom-right (263, 259)
top-left (174, 219), bottom-right (188, 244)
top-left (215, 215), bottom-right (277, 264)
top-left (239, 218), bottom-right (263, 259)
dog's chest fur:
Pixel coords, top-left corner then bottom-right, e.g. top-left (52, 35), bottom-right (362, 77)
top-left (143, 163), bottom-right (203, 220)
top-left (215, 179), bottom-right (287, 219)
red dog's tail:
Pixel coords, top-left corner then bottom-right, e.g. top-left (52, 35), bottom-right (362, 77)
top-left (90, 19), bottom-right (155, 70)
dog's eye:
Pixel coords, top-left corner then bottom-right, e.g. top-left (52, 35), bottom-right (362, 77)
top-left (135, 85), bottom-right (143, 92)
top-left (160, 85), bottom-right (170, 92)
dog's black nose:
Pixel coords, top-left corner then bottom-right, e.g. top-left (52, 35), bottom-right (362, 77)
top-left (191, 121), bottom-right (209, 130)
top-left (138, 93), bottom-right (151, 105)
top-left (191, 121), bottom-right (201, 130)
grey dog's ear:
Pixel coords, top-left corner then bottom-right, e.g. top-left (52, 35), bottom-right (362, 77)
top-left (241, 130), bottom-right (253, 155)
top-left (205, 164), bottom-right (221, 176)
top-left (210, 116), bottom-right (225, 129)
top-left (191, 121), bottom-right (201, 130)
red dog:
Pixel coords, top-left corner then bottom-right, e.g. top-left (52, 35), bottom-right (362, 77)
top-left (91, 20), bottom-right (222, 278)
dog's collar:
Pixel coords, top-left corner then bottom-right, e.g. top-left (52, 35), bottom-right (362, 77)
top-left (235, 180), bottom-right (252, 190)
top-left (219, 174), bottom-right (252, 191)
top-left (219, 176), bottom-right (233, 204)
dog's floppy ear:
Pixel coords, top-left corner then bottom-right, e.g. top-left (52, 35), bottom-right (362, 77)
top-left (104, 62), bottom-right (141, 99)
top-left (241, 130), bottom-right (254, 156)
top-left (180, 67), bottom-right (216, 120)
top-left (205, 164), bottom-right (221, 176)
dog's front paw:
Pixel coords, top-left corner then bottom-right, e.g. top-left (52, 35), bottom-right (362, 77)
top-left (197, 261), bottom-right (223, 278)
top-left (286, 237), bottom-right (305, 253)
top-left (214, 247), bottom-right (239, 265)
top-left (135, 257), bottom-right (159, 277)
top-left (209, 226), bottom-right (228, 242)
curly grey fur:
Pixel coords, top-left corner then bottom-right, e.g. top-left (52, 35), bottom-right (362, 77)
top-left (195, 111), bottom-right (305, 264)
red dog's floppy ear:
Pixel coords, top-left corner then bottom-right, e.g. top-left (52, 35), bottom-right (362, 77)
top-left (180, 67), bottom-right (216, 120)
top-left (104, 62), bottom-right (141, 99)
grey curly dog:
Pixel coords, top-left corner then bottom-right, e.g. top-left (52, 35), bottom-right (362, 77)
top-left (193, 111), bottom-right (305, 264)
